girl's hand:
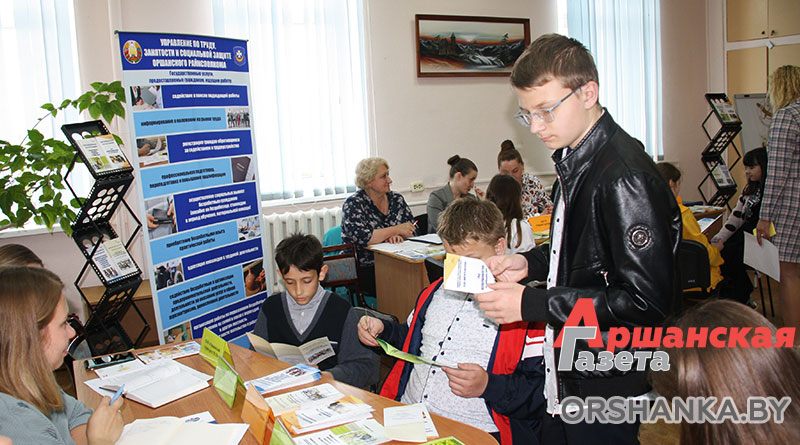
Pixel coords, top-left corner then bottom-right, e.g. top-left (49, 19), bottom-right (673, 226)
top-left (87, 396), bottom-right (124, 445)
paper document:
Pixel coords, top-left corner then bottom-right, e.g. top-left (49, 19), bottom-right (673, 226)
top-left (409, 233), bottom-right (443, 244)
top-left (384, 405), bottom-right (427, 442)
top-left (247, 333), bottom-right (335, 366)
top-left (89, 360), bottom-right (210, 408)
top-left (116, 416), bottom-right (247, 445)
top-left (264, 383), bottom-right (344, 416)
top-left (376, 339), bottom-right (455, 368)
top-left (293, 419), bottom-right (388, 445)
top-left (370, 240), bottom-right (431, 259)
top-left (136, 341), bottom-right (201, 364)
top-left (443, 254), bottom-right (495, 294)
top-left (744, 233), bottom-right (781, 281)
top-left (422, 437), bottom-right (466, 445)
top-left (245, 363), bottom-right (321, 395)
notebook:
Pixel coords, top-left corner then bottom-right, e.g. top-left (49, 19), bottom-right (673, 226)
top-left (98, 359), bottom-right (210, 408)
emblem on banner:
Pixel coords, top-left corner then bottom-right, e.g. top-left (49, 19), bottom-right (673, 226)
top-left (123, 40), bottom-right (143, 64)
top-left (233, 46), bottom-right (246, 66)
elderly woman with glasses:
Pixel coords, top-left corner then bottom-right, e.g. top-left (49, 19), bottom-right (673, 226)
top-left (496, 139), bottom-right (553, 218)
top-left (341, 157), bottom-right (415, 296)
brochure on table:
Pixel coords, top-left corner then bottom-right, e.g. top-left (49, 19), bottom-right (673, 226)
top-left (118, 31), bottom-right (269, 348)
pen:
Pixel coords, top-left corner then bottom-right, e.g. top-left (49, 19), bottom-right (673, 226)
top-left (110, 384), bottom-right (125, 405)
top-left (413, 220), bottom-right (418, 227)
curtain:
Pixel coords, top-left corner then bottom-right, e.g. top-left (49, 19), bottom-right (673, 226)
top-left (567, 0), bottom-right (663, 158)
top-left (0, 0), bottom-right (81, 144)
top-left (212, 0), bottom-right (368, 201)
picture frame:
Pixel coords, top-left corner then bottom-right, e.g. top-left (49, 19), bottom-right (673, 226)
top-left (415, 14), bottom-right (531, 78)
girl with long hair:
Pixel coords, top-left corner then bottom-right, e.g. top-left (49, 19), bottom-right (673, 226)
top-left (486, 174), bottom-right (536, 254)
top-left (0, 266), bottom-right (123, 444)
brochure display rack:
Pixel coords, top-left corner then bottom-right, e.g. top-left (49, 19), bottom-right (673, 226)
top-left (62, 120), bottom-right (149, 355)
top-left (698, 93), bottom-right (742, 209)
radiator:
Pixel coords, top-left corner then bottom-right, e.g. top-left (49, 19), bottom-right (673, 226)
top-left (262, 207), bottom-right (343, 291)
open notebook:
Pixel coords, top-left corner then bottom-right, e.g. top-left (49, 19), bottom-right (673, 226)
top-left (98, 359), bottom-right (210, 408)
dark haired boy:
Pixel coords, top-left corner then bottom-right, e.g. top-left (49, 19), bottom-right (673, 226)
top-left (358, 199), bottom-right (546, 444)
top-left (252, 233), bottom-right (377, 388)
top-left (476, 34), bottom-right (681, 444)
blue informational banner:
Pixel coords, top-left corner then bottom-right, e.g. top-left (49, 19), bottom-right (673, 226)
top-left (118, 32), bottom-right (268, 347)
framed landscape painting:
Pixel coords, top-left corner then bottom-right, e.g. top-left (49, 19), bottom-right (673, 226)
top-left (415, 14), bottom-right (531, 77)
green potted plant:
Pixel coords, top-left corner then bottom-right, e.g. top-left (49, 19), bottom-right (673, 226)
top-left (0, 81), bottom-right (127, 235)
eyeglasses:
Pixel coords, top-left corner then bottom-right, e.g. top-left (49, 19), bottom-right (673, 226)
top-left (514, 86), bottom-right (582, 127)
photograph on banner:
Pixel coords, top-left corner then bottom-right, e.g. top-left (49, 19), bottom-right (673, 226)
top-left (230, 156), bottom-right (255, 182)
top-left (163, 321), bottom-right (191, 344)
top-left (119, 31), bottom-right (267, 347)
top-left (137, 135), bottom-right (169, 167)
top-left (130, 84), bottom-right (163, 110)
top-left (237, 216), bottom-right (260, 241)
top-left (154, 258), bottom-right (184, 291)
top-left (243, 259), bottom-right (266, 297)
top-left (145, 195), bottom-right (176, 240)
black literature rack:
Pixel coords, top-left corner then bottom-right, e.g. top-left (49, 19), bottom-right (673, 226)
top-left (61, 120), bottom-right (150, 355)
top-left (697, 93), bottom-right (742, 209)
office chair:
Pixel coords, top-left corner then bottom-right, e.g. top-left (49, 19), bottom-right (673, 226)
top-left (321, 243), bottom-right (368, 308)
top-left (679, 239), bottom-right (713, 299)
top-left (64, 314), bottom-right (93, 382)
top-left (425, 256), bottom-right (444, 284)
top-left (413, 214), bottom-right (428, 236)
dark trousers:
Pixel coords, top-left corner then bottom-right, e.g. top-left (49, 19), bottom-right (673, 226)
top-left (542, 412), bottom-right (640, 445)
top-left (358, 264), bottom-right (376, 297)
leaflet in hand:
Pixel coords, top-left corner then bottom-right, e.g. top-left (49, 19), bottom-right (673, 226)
top-left (247, 332), bottom-right (335, 366)
top-left (264, 383), bottom-right (344, 417)
top-left (375, 339), bottom-right (455, 368)
top-left (279, 395), bottom-right (374, 435)
top-left (293, 419), bottom-right (388, 445)
top-left (96, 359), bottom-right (210, 408)
top-left (443, 254), bottom-right (495, 294)
top-left (245, 363), bottom-right (321, 395)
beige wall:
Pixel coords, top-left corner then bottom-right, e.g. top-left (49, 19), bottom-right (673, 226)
top-left (2, 0), bottom-right (718, 317)
top-left (660, 0), bottom-right (711, 202)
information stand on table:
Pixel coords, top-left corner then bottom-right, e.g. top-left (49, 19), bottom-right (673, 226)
top-left (62, 120), bottom-right (149, 355)
top-left (698, 93), bottom-right (742, 210)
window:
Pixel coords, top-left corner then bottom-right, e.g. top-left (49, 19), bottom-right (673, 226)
top-left (211, 0), bottom-right (369, 202)
top-left (0, 0), bottom-right (81, 146)
top-left (563, 0), bottom-right (663, 159)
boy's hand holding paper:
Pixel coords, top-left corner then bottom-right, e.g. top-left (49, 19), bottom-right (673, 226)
top-left (443, 254), bottom-right (495, 294)
top-left (376, 338), bottom-right (455, 368)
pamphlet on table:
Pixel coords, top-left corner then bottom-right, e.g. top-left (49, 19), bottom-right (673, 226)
top-left (279, 395), bottom-right (374, 435)
top-left (264, 383), bottom-right (344, 416)
top-left (245, 363), bottom-right (321, 395)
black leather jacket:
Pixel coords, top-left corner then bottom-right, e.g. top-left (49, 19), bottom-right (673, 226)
top-left (521, 111), bottom-right (681, 400)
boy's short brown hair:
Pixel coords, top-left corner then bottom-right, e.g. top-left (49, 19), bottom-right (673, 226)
top-left (437, 198), bottom-right (504, 246)
top-left (510, 33), bottom-right (598, 90)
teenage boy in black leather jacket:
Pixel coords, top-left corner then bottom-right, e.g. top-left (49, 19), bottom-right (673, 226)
top-left (476, 34), bottom-right (681, 444)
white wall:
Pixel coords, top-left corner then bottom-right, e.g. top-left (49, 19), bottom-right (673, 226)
top-left (2, 0), bottom-right (718, 317)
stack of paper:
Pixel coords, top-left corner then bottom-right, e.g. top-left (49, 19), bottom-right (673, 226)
top-left (279, 395), bottom-right (374, 435)
top-left (116, 416), bottom-right (247, 445)
top-left (293, 419), bottom-right (388, 445)
top-left (86, 359), bottom-right (211, 408)
top-left (245, 363), bottom-right (321, 395)
top-left (384, 404), bottom-right (439, 442)
top-left (265, 383), bottom-right (344, 417)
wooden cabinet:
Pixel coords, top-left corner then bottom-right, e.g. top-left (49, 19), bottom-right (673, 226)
top-left (727, 0), bottom-right (800, 41)
top-left (769, 43), bottom-right (800, 73)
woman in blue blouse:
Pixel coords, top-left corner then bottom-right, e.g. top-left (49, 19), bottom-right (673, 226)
top-left (342, 157), bottom-right (415, 295)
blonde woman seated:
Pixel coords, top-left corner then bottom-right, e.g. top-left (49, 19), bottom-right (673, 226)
top-left (486, 174), bottom-right (536, 254)
top-left (0, 266), bottom-right (124, 445)
top-left (342, 157), bottom-right (415, 295)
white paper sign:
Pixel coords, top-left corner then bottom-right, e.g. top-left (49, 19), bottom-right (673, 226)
top-left (744, 233), bottom-right (780, 282)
